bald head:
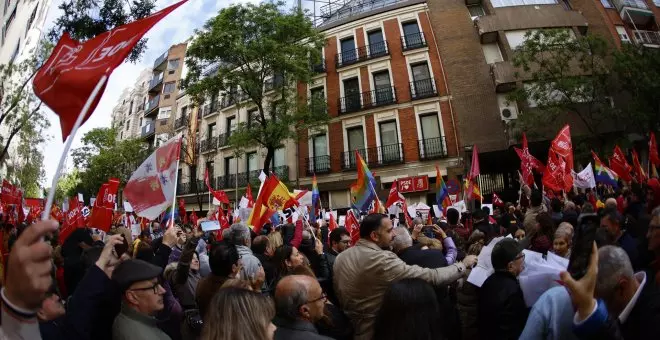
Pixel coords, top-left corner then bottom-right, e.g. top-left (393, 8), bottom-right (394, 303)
top-left (274, 275), bottom-right (323, 322)
top-left (605, 198), bottom-right (618, 211)
top-left (391, 227), bottom-right (412, 253)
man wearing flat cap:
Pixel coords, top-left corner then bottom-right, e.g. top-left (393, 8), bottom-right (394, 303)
top-left (111, 259), bottom-right (170, 340)
top-left (477, 238), bottom-right (529, 340)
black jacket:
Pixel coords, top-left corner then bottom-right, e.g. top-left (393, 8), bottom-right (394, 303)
top-left (398, 247), bottom-right (448, 269)
top-left (254, 252), bottom-right (277, 289)
top-left (478, 271), bottom-right (529, 340)
top-left (273, 317), bottom-right (335, 340)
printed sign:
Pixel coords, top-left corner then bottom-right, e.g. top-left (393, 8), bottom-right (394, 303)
top-left (398, 175), bottom-right (429, 193)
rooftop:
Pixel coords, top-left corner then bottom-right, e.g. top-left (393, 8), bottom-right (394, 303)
top-left (315, 0), bottom-right (424, 29)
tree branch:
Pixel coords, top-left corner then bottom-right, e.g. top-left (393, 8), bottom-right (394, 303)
top-left (0, 66), bottom-right (39, 128)
top-left (0, 102), bottom-right (42, 162)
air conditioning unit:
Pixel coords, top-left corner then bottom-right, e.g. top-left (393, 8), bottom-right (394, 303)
top-left (497, 94), bottom-right (519, 121)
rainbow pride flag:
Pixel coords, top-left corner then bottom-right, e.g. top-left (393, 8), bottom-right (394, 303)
top-left (435, 166), bottom-right (451, 210)
top-left (350, 151), bottom-right (377, 212)
top-left (592, 151), bottom-right (618, 188)
top-left (311, 175), bottom-right (320, 223)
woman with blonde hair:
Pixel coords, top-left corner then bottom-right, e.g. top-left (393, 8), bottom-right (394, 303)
top-left (201, 287), bottom-right (276, 340)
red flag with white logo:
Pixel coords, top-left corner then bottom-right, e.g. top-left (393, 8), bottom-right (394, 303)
top-left (492, 192), bottom-right (504, 207)
top-left (345, 210), bottom-right (360, 246)
top-left (90, 178), bottom-right (119, 232)
top-left (385, 180), bottom-right (405, 209)
top-left (124, 135), bottom-right (182, 220)
top-left (550, 125), bottom-right (574, 171)
top-left (328, 213), bottom-right (338, 232)
top-left (32, 0), bottom-right (188, 141)
top-left (609, 145), bottom-right (633, 182)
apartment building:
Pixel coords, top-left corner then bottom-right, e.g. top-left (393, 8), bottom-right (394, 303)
top-left (173, 68), bottom-right (299, 211)
top-left (111, 69), bottom-right (152, 140)
top-left (1, 0), bottom-right (51, 65)
top-left (141, 43), bottom-right (188, 148)
top-left (294, 0), bottom-right (463, 210)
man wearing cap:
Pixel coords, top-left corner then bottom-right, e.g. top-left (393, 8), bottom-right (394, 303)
top-left (112, 259), bottom-right (170, 340)
top-left (477, 238), bottom-right (529, 340)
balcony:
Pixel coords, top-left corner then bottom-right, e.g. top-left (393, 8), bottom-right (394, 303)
top-left (401, 32), bottom-right (427, 51)
top-left (219, 95), bottom-right (236, 110)
top-left (202, 101), bottom-right (219, 118)
top-left (613, 0), bottom-right (654, 26)
top-left (306, 155), bottom-right (331, 176)
top-left (176, 181), bottom-right (205, 195)
top-left (410, 78), bottom-right (438, 100)
top-left (137, 103), bottom-right (145, 112)
top-left (338, 86), bottom-right (397, 114)
top-left (141, 121), bottom-right (155, 138)
top-left (317, 0), bottom-right (409, 28)
top-left (418, 137), bottom-right (448, 160)
top-left (311, 58), bottom-right (326, 73)
top-left (490, 61), bottom-right (517, 93)
top-left (174, 115), bottom-right (187, 130)
top-left (633, 30), bottom-right (660, 46)
top-left (264, 76), bottom-right (284, 92)
top-left (335, 41), bottom-right (389, 68)
top-left (200, 136), bottom-right (218, 153)
top-left (340, 144), bottom-right (404, 170)
top-left (216, 166), bottom-right (289, 189)
top-left (148, 74), bottom-right (163, 93)
top-left (145, 95), bottom-right (160, 115)
top-left (153, 51), bottom-right (167, 70)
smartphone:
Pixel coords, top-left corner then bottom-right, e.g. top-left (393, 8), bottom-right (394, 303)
top-left (114, 234), bottom-right (129, 257)
top-left (567, 214), bottom-right (599, 280)
top-left (422, 226), bottom-right (435, 239)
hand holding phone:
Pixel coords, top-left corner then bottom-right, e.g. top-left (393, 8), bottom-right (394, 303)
top-left (114, 234), bottom-right (129, 258)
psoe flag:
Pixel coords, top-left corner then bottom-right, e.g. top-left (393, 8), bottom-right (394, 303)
top-left (572, 163), bottom-right (596, 189)
top-left (124, 135), bottom-right (182, 220)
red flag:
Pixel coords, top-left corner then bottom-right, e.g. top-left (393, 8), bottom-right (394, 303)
top-left (385, 180), bottom-right (405, 208)
top-left (631, 149), bottom-right (647, 183)
top-left (514, 133), bottom-right (545, 187)
top-left (345, 210), bottom-right (360, 245)
top-left (468, 145), bottom-right (480, 180)
top-left (402, 200), bottom-right (414, 227)
top-left (205, 167), bottom-right (230, 205)
top-left (124, 135), bottom-right (181, 220)
top-left (90, 178), bottom-right (119, 232)
top-left (543, 150), bottom-right (567, 192)
top-left (245, 185), bottom-right (254, 208)
top-left (650, 132), bottom-right (660, 167)
top-left (1, 180), bottom-right (17, 205)
top-left (33, 0), bottom-right (189, 141)
top-left (328, 213), bottom-right (338, 232)
top-left (551, 125), bottom-right (574, 171)
top-left (178, 199), bottom-right (188, 224)
top-left (369, 197), bottom-right (383, 214)
top-left (610, 145), bottom-right (633, 182)
top-left (217, 207), bottom-right (230, 230)
top-left (492, 192), bottom-right (504, 207)
top-left (190, 209), bottom-right (199, 227)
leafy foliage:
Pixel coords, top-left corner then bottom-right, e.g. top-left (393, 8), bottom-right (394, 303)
top-left (54, 169), bottom-right (81, 202)
top-left (47, 0), bottom-right (156, 62)
top-left (508, 29), bottom-right (614, 144)
top-left (183, 2), bottom-right (328, 172)
top-left (71, 127), bottom-right (149, 198)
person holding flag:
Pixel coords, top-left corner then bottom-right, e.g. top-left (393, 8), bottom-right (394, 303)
top-left (436, 166), bottom-right (452, 214)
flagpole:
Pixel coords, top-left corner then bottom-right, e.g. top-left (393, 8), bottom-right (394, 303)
top-left (42, 75), bottom-right (108, 221)
top-left (169, 138), bottom-right (182, 227)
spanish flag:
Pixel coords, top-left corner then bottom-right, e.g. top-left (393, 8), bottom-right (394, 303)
top-left (247, 174), bottom-right (298, 234)
top-left (464, 178), bottom-right (482, 201)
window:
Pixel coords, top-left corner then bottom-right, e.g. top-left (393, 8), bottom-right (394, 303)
top-left (126, 120), bottom-right (130, 131)
top-left (420, 114), bottom-right (441, 140)
top-left (367, 29), bottom-right (386, 56)
top-left (343, 77), bottom-right (360, 112)
top-left (158, 107), bottom-right (172, 120)
top-left (247, 152), bottom-right (258, 173)
top-left (163, 82), bottom-right (176, 94)
top-left (272, 148), bottom-right (285, 168)
top-left (27, 5), bottom-right (38, 29)
top-left (3, 7), bottom-right (16, 40)
top-left (402, 21), bottom-right (420, 37)
top-left (139, 117), bottom-right (143, 126)
top-left (481, 43), bottom-right (503, 64)
top-left (120, 131), bottom-right (123, 139)
top-left (467, 5), bottom-right (485, 19)
top-left (224, 157), bottom-right (236, 175)
top-left (167, 58), bottom-right (180, 70)
top-left (129, 100), bottom-right (134, 115)
top-left (616, 26), bottom-right (631, 43)
top-left (9, 42), bottom-right (19, 64)
top-left (340, 37), bottom-right (357, 65)
top-left (206, 161), bottom-right (214, 179)
top-left (410, 62), bottom-right (432, 98)
top-left (372, 71), bottom-right (393, 104)
top-left (600, 0), bottom-right (614, 8)
top-left (379, 121), bottom-right (400, 162)
top-left (207, 123), bottom-right (216, 139)
top-left (491, 0), bottom-right (557, 8)
top-left (312, 134), bottom-right (327, 157)
top-left (506, 28), bottom-right (575, 50)
top-left (247, 108), bottom-right (258, 127)
top-left (402, 21), bottom-right (424, 49)
top-left (310, 87), bottom-right (325, 114)
top-left (181, 106), bottom-right (188, 118)
top-left (346, 126), bottom-right (365, 167)
top-left (226, 116), bottom-right (236, 136)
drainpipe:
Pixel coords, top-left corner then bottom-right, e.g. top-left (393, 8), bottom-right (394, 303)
top-left (425, 8), bottom-right (461, 158)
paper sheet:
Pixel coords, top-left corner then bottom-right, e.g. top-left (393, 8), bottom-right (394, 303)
top-left (123, 201), bottom-right (133, 212)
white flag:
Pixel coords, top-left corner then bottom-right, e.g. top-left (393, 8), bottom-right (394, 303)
top-left (572, 163), bottom-right (596, 189)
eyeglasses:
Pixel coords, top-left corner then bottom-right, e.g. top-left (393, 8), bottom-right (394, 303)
top-left (304, 292), bottom-right (327, 305)
top-left (129, 282), bottom-right (162, 294)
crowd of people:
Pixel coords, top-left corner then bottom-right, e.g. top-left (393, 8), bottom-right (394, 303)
top-left (0, 179), bottom-right (659, 340)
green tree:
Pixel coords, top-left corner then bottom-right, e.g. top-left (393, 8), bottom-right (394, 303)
top-left (71, 127), bottom-right (149, 198)
top-left (183, 2), bottom-right (329, 173)
top-left (54, 169), bottom-right (81, 202)
top-left (48, 0), bottom-right (156, 62)
top-left (5, 116), bottom-right (50, 197)
top-left (612, 44), bottom-right (660, 134)
top-left (508, 29), bottom-right (614, 147)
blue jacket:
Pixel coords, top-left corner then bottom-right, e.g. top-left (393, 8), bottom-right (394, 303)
top-left (519, 287), bottom-right (579, 340)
